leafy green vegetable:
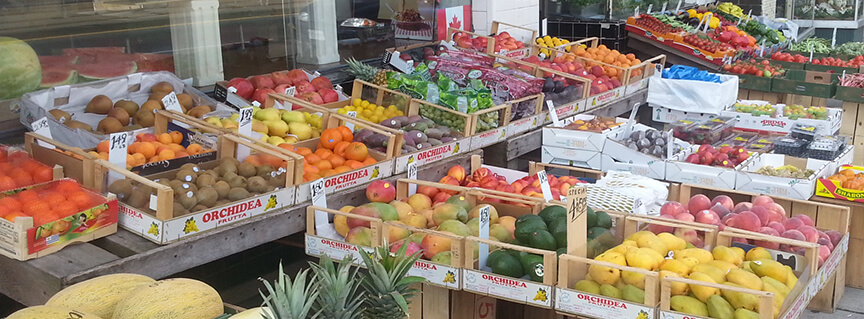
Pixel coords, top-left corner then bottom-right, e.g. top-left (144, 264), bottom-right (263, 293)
top-left (833, 42), bottom-right (864, 56)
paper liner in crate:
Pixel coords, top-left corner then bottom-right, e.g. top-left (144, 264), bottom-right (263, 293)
top-left (596, 171), bottom-right (669, 215)
top-left (19, 71), bottom-right (233, 149)
top-left (586, 184), bottom-right (657, 216)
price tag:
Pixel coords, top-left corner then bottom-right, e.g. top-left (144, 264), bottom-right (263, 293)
top-left (633, 6), bottom-right (639, 18)
top-left (809, 45), bottom-right (814, 62)
top-left (387, 50), bottom-right (415, 73)
top-left (661, 2), bottom-right (667, 13)
top-left (646, 4), bottom-right (653, 13)
top-left (108, 132), bottom-right (129, 183)
top-left (832, 28), bottom-right (838, 48)
top-left (311, 178), bottom-right (335, 236)
top-left (161, 91), bottom-right (184, 113)
top-left (478, 205), bottom-right (491, 270)
top-left (546, 100), bottom-right (561, 127)
top-left (252, 100), bottom-right (261, 107)
top-left (537, 170), bottom-right (553, 202)
top-left (407, 161), bottom-right (418, 195)
top-left (675, 0), bottom-right (681, 13)
top-left (345, 111), bottom-right (357, 131)
top-left (237, 107), bottom-right (253, 160)
top-left (31, 117), bottom-right (55, 150)
top-left (285, 86), bottom-right (295, 96)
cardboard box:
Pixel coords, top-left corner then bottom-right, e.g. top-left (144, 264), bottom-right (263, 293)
top-left (771, 70), bottom-right (836, 98)
top-left (720, 102), bottom-right (842, 135)
top-left (542, 114), bottom-right (627, 151)
top-left (650, 105), bottom-right (718, 124)
top-left (601, 123), bottom-right (688, 179)
top-left (815, 165), bottom-right (864, 202)
top-left (665, 145), bottom-right (746, 190)
top-left (586, 86), bottom-right (625, 111)
top-left (541, 146), bottom-right (604, 171)
top-left (736, 154), bottom-right (832, 200)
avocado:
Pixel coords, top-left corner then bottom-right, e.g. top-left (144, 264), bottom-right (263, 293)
top-left (586, 207), bottom-right (597, 228)
top-left (556, 247), bottom-right (567, 256)
top-left (514, 215), bottom-right (547, 243)
top-left (528, 230), bottom-right (557, 251)
top-left (553, 229), bottom-right (567, 249)
top-left (538, 205), bottom-right (567, 225)
top-left (595, 211), bottom-right (613, 229)
top-left (519, 254), bottom-right (545, 282)
top-left (489, 251), bottom-right (524, 278)
top-left (587, 227), bottom-right (609, 240)
top-left (487, 250), bottom-right (508, 268)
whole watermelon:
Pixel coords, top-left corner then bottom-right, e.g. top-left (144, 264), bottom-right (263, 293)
top-left (0, 37), bottom-right (41, 100)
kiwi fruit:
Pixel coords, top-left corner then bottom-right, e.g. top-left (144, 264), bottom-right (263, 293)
top-left (151, 81), bottom-right (174, 94)
top-left (227, 175), bottom-right (247, 189)
top-left (220, 171), bottom-right (238, 182)
top-left (268, 173), bottom-right (286, 188)
top-left (196, 187), bottom-right (218, 207)
top-left (133, 110), bottom-right (156, 127)
top-left (246, 176), bottom-right (268, 193)
top-left (85, 95), bottom-right (113, 114)
top-left (186, 105), bottom-right (211, 118)
top-left (106, 108), bottom-right (130, 126)
top-left (213, 181), bottom-right (230, 199)
top-left (175, 170), bottom-right (198, 184)
top-left (223, 158), bottom-right (241, 167)
top-left (149, 91), bottom-right (168, 103)
top-left (114, 100), bottom-right (139, 116)
top-left (120, 124), bottom-right (143, 132)
top-left (155, 179), bottom-right (172, 189)
top-left (172, 202), bottom-right (187, 216)
top-left (97, 117), bottom-right (123, 134)
top-left (140, 100), bottom-right (163, 113)
top-left (217, 161), bottom-right (238, 177)
top-left (227, 187), bottom-right (250, 201)
top-left (65, 120), bottom-right (93, 132)
top-left (107, 179), bottom-right (133, 200)
top-left (49, 109), bottom-right (71, 123)
top-left (200, 170), bottom-right (219, 179)
top-left (180, 163), bottom-right (201, 173)
top-left (176, 93), bottom-right (194, 110)
top-left (215, 199), bottom-right (231, 207)
top-left (171, 181), bottom-right (198, 195)
top-left (127, 185), bottom-right (151, 207)
top-left (178, 191), bottom-right (198, 210)
top-left (179, 182), bottom-right (198, 193)
top-left (196, 174), bottom-right (216, 189)
top-left (192, 205), bottom-right (208, 212)
top-left (237, 162), bottom-right (256, 178)
top-left (256, 164), bottom-right (275, 177)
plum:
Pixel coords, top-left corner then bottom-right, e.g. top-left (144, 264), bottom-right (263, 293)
top-left (709, 203), bottom-right (731, 219)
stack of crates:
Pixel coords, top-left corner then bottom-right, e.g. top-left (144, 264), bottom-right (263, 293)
top-left (546, 19), bottom-right (628, 51)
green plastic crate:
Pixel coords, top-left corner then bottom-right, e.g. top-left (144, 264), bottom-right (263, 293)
top-left (771, 69), bottom-right (837, 98)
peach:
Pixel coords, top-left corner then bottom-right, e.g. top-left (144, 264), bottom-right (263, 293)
top-left (721, 212), bottom-right (737, 224)
top-left (825, 230), bottom-right (843, 247)
top-left (366, 180), bottom-right (396, 203)
top-left (711, 195), bottom-right (735, 211)
top-left (648, 215), bottom-right (676, 234)
top-left (817, 238), bottom-right (834, 252)
top-left (730, 211), bottom-right (761, 232)
top-left (472, 167), bottom-right (492, 181)
top-left (438, 176), bottom-right (461, 195)
top-left (752, 195), bottom-right (774, 207)
top-left (767, 221), bottom-right (786, 234)
top-left (798, 225), bottom-right (819, 243)
top-left (732, 202), bottom-right (753, 214)
top-left (447, 165), bottom-right (467, 183)
top-left (675, 213), bottom-right (695, 223)
top-left (783, 218), bottom-right (804, 231)
top-left (660, 202), bottom-right (687, 217)
top-left (416, 185), bottom-right (439, 198)
top-left (687, 194), bottom-right (711, 215)
top-left (780, 229), bottom-right (807, 242)
top-left (750, 206), bottom-right (771, 226)
top-left (818, 245), bottom-right (831, 262)
top-left (793, 214), bottom-right (814, 227)
top-left (755, 227), bottom-right (781, 249)
top-left (694, 210), bottom-right (720, 225)
top-left (766, 203), bottom-right (787, 217)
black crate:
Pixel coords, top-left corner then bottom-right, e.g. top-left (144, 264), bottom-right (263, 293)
top-left (547, 19), bottom-right (627, 40)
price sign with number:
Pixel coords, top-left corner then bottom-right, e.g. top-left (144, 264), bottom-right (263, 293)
top-left (407, 161), bottom-right (418, 195)
top-left (537, 171), bottom-right (553, 202)
top-left (162, 91), bottom-right (184, 112)
top-left (31, 117), bottom-right (55, 149)
top-left (238, 107), bottom-right (253, 137)
top-left (478, 205), bottom-right (491, 269)
top-left (311, 178), bottom-right (331, 234)
top-left (546, 100), bottom-right (561, 127)
top-left (345, 111), bottom-right (357, 131)
top-left (108, 132), bottom-right (129, 182)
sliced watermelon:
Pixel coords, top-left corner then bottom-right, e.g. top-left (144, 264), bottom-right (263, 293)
top-left (40, 66), bottom-right (78, 88)
top-left (135, 53), bottom-right (174, 72)
top-left (62, 47), bottom-right (125, 55)
top-left (39, 55), bottom-right (78, 67)
top-left (75, 61), bottom-right (137, 82)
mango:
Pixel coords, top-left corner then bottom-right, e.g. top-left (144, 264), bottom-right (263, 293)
top-left (574, 279), bottom-right (601, 294)
top-left (599, 284), bottom-right (622, 299)
top-left (678, 256), bottom-right (701, 269)
top-left (726, 269), bottom-right (762, 291)
top-left (691, 264), bottom-right (726, 283)
top-left (660, 259), bottom-right (691, 277)
top-left (658, 232), bottom-right (687, 252)
top-left (675, 248), bottom-right (714, 264)
top-left (636, 235), bottom-right (669, 256)
top-left (707, 260), bottom-right (737, 274)
top-left (608, 244), bottom-right (630, 255)
top-left (761, 277), bottom-right (787, 312)
top-left (588, 264), bottom-right (621, 285)
top-left (659, 270), bottom-right (689, 296)
top-left (625, 247), bottom-right (657, 270)
top-left (730, 247), bottom-right (746, 261)
top-left (621, 271), bottom-right (646, 289)
top-left (688, 272), bottom-right (720, 302)
top-left (670, 295), bottom-right (708, 317)
top-left (621, 284), bottom-right (645, 304)
top-left (437, 220), bottom-right (471, 237)
top-left (626, 231), bottom-right (656, 243)
top-left (784, 266), bottom-right (798, 289)
top-left (706, 294), bottom-right (735, 319)
top-left (733, 308), bottom-right (760, 319)
top-left (745, 247), bottom-right (771, 261)
top-left (741, 261), bottom-right (754, 273)
top-left (713, 246), bottom-right (743, 266)
top-left (431, 251), bottom-right (452, 265)
top-left (750, 259), bottom-right (787, 283)
top-left (721, 283), bottom-right (759, 311)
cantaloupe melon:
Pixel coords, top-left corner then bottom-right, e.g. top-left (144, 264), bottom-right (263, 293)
top-left (46, 273), bottom-right (155, 318)
top-left (112, 278), bottom-right (223, 319)
top-left (231, 307), bottom-right (273, 319)
top-left (7, 305), bottom-right (103, 319)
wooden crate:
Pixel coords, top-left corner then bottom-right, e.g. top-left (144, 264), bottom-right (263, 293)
top-left (447, 21), bottom-right (538, 58)
top-left (0, 180), bottom-right (118, 261)
top-left (268, 80), bottom-right (412, 125)
top-left (24, 133), bottom-right (96, 187)
top-left (92, 134), bottom-right (298, 244)
top-left (304, 205), bottom-right (383, 265)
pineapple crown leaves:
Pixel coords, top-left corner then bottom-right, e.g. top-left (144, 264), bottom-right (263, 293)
top-left (259, 263), bottom-right (321, 319)
top-left (357, 243), bottom-right (426, 316)
top-left (308, 254), bottom-right (365, 319)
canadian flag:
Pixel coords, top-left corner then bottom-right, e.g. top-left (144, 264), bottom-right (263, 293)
top-left (437, 5), bottom-right (472, 40)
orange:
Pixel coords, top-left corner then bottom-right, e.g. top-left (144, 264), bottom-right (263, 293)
top-left (344, 142), bottom-right (369, 162)
top-left (0, 176), bottom-right (16, 191)
top-left (54, 180), bottom-right (81, 193)
top-left (168, 144), bottom-right (185, 153)
top-left (303, 173), bottom-right (320, 182)
top-left (319, 169), bottom-right (336, 177)
top-left (175, 151), bottom-right (190, 158)
top-left (304, 154), bottom-right (322, 165)
top-left (315, 148), bottom-right (333, 159)
top-left (4, 211), bottom-right (26, 222)
top-left (137, 142), bottom-right (157, 159)
top-left (148, 155), bottom-right (162, 163)
top-left (260, 154), bottom-right (284, 167)
top-left (344, 160), bottom-right (364, 170)
top-left (278, 143), bottom-right (297, 152)
top-left (31, 210), bottom-right (60, 226)
top-left (303, 165), bottom-right (320, 175)
top-left (0, 205), bottom-right (9, 218)
top-left (126, 154), bottom-right (136, 167)
top-left (332, 141), bottom-right (350, 157)
top-left (186, 143), bottom-right (203, 155)
top-left (320, 129), bottom-right (343, 149)
top-left (0, 197), bottom-right (21, 211)
top-left (0, 162), bottom-right (13, 174)
top-left (295, 147), bottom-right (313, 156)
top-left (19, 158), bottom-right (43, 172)
top-left (10, 171), bottom-right (33, 188)
top-left (96, 140), bottom-right (110, 153)
top-left (169, 131), bottom-right (184, 144)
top-left (327, 154), bottom-right (345, 167)
top-left (314, 160), bottom-right (333, 170)
top-left (158, 149), bottom-right (176, 160)
top-left (54, 202), bottom-right (78, 217)
top-left (127, 142), bottom-right (139, 154)
top-left (362, 157), bottom-right (377, 165)
top-left (32, 166), bottom-right (53, 183)
top-left (22, 199), bottom-right (49, 216)
top-left (157, 133), bottom-right (173, 145)
top-left (336, 126), bottom-right (354, 142)
top-left (244, 155), bottom-right (263, 166)
top-left (333, 166), bottom-right (351, 174)
top-left (67, 191), bottom-right (95, 210)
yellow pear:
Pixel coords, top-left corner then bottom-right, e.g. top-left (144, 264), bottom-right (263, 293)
top-left (625, 247), bottom-right (656, 270)
top-left (745, 247), bottom-right (772, 261)
top-left (288, 122), bottom-right (312, 140)
top-left (713, 246), bottom-right (743, 266)
top-left (609, 244), bottom-right (630, 255)
top-left (678, 256), bottom-right (701, 269)
top-left (659, 270), bottom-right (689, 295)
top-left (265, 120), bottom-right (289, 137)
top-left (726, 269), bottom-right (762, 291)
top-left (750, 259), bottom-right (788, 283)
top-left (687, 272), bottom-right (720, 302)
top-left (221, 118), bottom-right (239, 129)
top-left (691, 264), bottom-right (726, 283)
top-left (658, 232), bottom-right (687, 252)
top-left (204, 116), bottom-right (223, 127)
top-left (252, 119), bottom-right (268, 134)
top-left (660, 259), bottom-right (691, 277)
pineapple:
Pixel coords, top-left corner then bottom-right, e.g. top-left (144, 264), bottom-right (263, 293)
top-left (259, 264), bottom-right (319, 319)
top-left (358, 243), bottom-right (424, 319)
top-left (309, 255), bottom-right (364, 319)
top-left (345, 57), bottom-right (389, 86)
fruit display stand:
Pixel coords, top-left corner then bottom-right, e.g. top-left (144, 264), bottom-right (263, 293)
top-left (446, 22), bottom-right (537, 59)
top-left (719, 102), bottom-right (843, 135)
top-left (304, 205), bottom-right (383, 265)
top-left (91, 133), bottom-right (298, 244)
top-left (503, 94), bottom-right (545, 138)
top-left (0, 179), bottom-right (119, 261)
top-left (665, 145), bottom-right (754, 190)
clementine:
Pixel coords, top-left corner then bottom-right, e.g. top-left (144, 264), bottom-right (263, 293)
top-left (96, 140), bottom-right (110, 153)
top-left (32, 166), bottom-right (53, 183)
top-left (0, 197), bottom-right (22, 211)
top-left (54, 179), bottom-right (81, 193)
top-left (344, 160), bottom-right (364, 170)
top-left (326, 154), bottom-right (345, 167)
top-left (314, 148), bottom-right (333, 159)
top-left (186, 143), bottom-right (204, 155)
top-left (67, 191), bottom-right (95, 210)
top-left (320, 129), bottom-right (343, 149)
top-left (336, 126), bottom-right (354, 142)
top-left (22, 199), bottom-right (49, 216)
top-left (0, 176), bottom-right (16, 190)
top-left (344, 142), bottom-right (368, 161)
top-left (333, 141), bottom-right (350, 157)
top-left (169, 131), bottom-right (184, 144)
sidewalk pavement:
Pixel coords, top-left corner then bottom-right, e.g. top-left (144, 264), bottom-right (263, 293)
top-left (801, 287), bottom-right (864, 318)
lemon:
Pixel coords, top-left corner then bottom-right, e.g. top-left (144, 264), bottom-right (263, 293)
top-left (353, 99), bottom-right (362, 107)
top-left (543, 35), bottom-right (552, 41)
top-left (536, 38), bottom-right (544, 44)
top-left (360, 100), bottom-right (370, 108)
top-left (337, 108), bottom-right (347, 115)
